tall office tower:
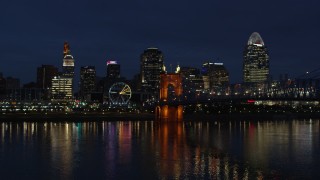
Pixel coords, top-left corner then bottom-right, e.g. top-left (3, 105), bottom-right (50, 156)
top-left (140, 48), bottom-right (164, 98)
top-left (243, 32), bottom-right (269, 83)
top-left (37, 65), bottom-right (58, 89)
top-left (62, 42), bottom-right (75, 78)
top-left (50, 42), bottom-right (75, 101)
top-left (80, 66), bottom-right (96, 98)
top-left (106, 60), bottom-right (120, 78)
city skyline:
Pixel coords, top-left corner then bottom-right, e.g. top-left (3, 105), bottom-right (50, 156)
top-left (1, 1), bottom-right (319, 84)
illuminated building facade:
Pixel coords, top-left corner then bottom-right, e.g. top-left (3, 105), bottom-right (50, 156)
top-left (51, 76), bottom-right (73, 101)
top-left (243, 32), bottom-right (269, 83)
top-left (140, 48), bottom-right (164, 99)
top-left (202, 62), bottom-right (229, 95)
top-left (106, 60), bottom-right (120, 79)
top-left (202, 62), bottom-right (213, 91)
top-left (80, 66), bottom-right (96, 98)
top-left (210, 63), bottom-right (229, 95)
top-left (36, 65), bottom-right (58, 89)
top-left (62, 42), bottom-right (75, 79)
top-left (180, 67), bottom-right (203, 94)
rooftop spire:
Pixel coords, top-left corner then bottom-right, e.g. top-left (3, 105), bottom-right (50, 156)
top-left (247, 32), bottom-right (265, 46)
top-left (63, 41), bottom-right (71, 57)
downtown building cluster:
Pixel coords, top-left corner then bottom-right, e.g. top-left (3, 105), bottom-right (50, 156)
top-left (1, 32), bottom-right (319, 113)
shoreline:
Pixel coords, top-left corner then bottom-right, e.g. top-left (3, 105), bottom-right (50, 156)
top-left (1, 112), bottom-right (320, 122)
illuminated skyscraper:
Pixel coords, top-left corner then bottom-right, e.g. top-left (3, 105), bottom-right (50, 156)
top-left (243, 32), bottom-right (269, 83)
top-left (50, 42), bottom-right (75, 101)
top-left (140, 48), bottom-right (164, 97)
top-left (80, 66), bottom-right (96, 98)
top-left (62, 42), bottom-right (75, 78)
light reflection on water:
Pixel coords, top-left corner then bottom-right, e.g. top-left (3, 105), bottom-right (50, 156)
top-left (0, 119), bottom-right (319, 179)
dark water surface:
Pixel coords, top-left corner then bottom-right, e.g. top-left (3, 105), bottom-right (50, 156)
top-left (0, 119), bottom-right (319, 179)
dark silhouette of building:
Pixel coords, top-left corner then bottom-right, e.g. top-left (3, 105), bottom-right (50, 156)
top-left (36, 65), bottom-right (58, 89)
top-left (106, 60), bottom-right (120, 79)
top-left (140, 48), bottom-right (164, 100)
top-left (80, 66), bottom-right (96, 99)
top-left (6, 77), bottom-right (20, 89)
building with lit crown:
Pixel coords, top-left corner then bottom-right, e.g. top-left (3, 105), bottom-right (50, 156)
top-left (243, 32), bottom-right (269, 83)
top-left (106, 60), bottom-right (120, 79)
top-left (50, 42), bottom-right (75, 102)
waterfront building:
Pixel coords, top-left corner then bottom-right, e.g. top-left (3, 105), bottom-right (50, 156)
top-left (5, 88), bottom-right (43, 102)
top-left (51, 76), bottom-right (73, 102)
top-left (140, 48), bottom-right (164, 101)
top-left (210, 63), bottom-right (229, 95)
top-left (202, 62), bottom-right (229, 95)
top-left (202, 62), bottom-right (213, 91)
top-left (36, 65), bottom-right (58, 89)
top-left (180, 67), bottom-right (203, 94)
top-left (80, 66), bottom-right (96, 99)
top-left (243, 32), bottom-right (269, 83)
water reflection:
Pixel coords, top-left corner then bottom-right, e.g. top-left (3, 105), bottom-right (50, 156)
top-left (0, 119), bottom-right (319, 179)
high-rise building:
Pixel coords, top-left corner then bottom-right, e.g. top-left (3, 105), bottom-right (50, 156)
top-left (62, 42), bottom-right (75, 78)
top-left (80, 66), bottom-right (96, 98)
top-left (243, 32), bottom-right (269, 83)
top-left (50, 42), bottom-right (75, 102)
top-left (202, 62), bottom-right (214, 91)
top-left (210, 63), bottom-right (229, 95)
top-left (202, 62), bottom-right (229, 95)
top-left (51, 76), bottom-right (73, 101)
top-left (37, 65), bottom-right (58, 89)
top-left (106, 60), bottom-right (120, 79)
top-left (180, 67), bottom-right (203, 93)
top-left (140, 48), bottom-right (164, 99)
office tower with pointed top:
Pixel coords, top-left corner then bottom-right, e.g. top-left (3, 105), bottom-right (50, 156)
top-left (51, 42), bottom-right (75, 102)
top-left (243, 32), bottom-right (269, 83)
top-left (62, 42), bottom-right (75, 78)
top-left (140, 48), bottom-right (164, 100)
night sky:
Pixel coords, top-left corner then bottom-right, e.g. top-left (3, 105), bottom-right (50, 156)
top-left (1, 0), bottom-right (319, 84)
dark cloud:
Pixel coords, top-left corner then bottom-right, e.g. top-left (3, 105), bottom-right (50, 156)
top-left (0, 0), bottom-right (319, 83)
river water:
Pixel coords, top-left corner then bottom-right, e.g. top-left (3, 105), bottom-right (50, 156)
top-left (0, 119), bottom-right (319, 179)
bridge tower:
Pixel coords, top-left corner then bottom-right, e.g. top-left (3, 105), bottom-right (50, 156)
top-left (156, 73), bottom-right (183, 121)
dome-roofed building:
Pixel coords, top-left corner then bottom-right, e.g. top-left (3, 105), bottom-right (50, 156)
top-left (243, 32), bottom-right (269, 83)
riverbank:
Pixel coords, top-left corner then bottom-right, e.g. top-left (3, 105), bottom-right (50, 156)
top-left (1, 111), bottom-right (320, 122)
top-left (183, 112), bottom-right (320, 121)
top-left (0, 112), bottom-right (155, 122)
